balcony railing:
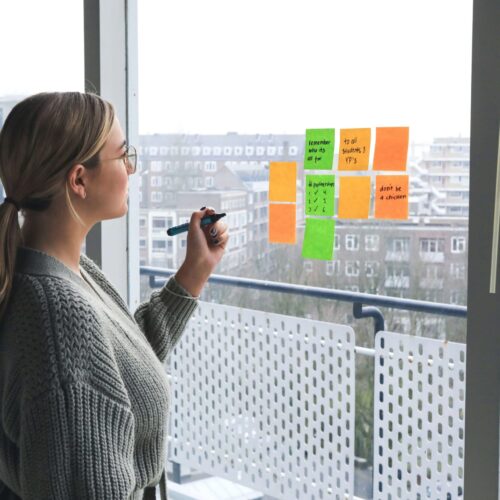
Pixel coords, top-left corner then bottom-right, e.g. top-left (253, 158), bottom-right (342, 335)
top-left (141, 266), bottom-right (467, 499)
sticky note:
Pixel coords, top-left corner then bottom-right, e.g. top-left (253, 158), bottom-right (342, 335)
top-left (305, 175), bottom-right (335, 216)
top-left (338, 176), bottom-right (371, 219)
top-left (304, 129), bottom-right (335, 170)
top-left (302, 218), bottom-right (335, 260)
top-left (373, 127), bottom-right (409, 171)
top-left (338, 128), bottom-right (371, 170)
top-left (269, 162), bottom-right (297, 202)
top-left (375, 175), bottom-right (409, 219)
top-left (269, 203), bottom-right (296, 244)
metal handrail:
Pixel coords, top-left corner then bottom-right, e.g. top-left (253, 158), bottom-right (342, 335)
top-left (141, 266), bottom-right (467, 335)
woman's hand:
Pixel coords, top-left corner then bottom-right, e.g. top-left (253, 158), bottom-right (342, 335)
top-left (174, 207), bottom-right (229, 297)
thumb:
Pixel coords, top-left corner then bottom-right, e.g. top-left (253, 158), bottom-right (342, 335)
top-left (188, 208), bottom-right (207, 232)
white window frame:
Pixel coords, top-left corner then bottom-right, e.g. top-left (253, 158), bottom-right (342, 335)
top-left (345, 234), bottom-right (359, 251)
top-left (451, 236), bottom-right (467, 253)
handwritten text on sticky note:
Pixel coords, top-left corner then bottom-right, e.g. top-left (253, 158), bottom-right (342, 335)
top-left (375, 175), bottom-right (409, 219)
top-left (305, 175), bottom-right (335, 216)
top-left (373, 127), bottom-right (409, 171)
top-left (302, 218), bottom-right (335, 260)
top-left (269, 162), bottom-right (297, 202)
top-left (304, 129), bottom-right (335, 170)
top-left (338, 128), bottom-right (371, 170)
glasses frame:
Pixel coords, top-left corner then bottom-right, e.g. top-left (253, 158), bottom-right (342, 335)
top-left (100, 144), bottom-right (137, 174)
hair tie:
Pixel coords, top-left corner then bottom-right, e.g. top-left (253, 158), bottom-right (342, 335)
top-left (4, 197), bottom-right (20, 211)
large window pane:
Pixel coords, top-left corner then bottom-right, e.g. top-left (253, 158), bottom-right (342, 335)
top-left (138, 1), bottom-right (472, 497)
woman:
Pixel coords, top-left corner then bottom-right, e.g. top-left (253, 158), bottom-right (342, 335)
top-left (0, 92), bottom-right (228, 499)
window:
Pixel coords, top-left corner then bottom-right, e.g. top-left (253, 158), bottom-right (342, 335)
top-left (140, 238), bottom-right (146, 248)
top-left (303, 261), bottom-right (313, 273)
top-left (224, 146), bottom-right (232, 156)
top-left (450, 263), bottom-right (466, 280)
top-left (345, 235), bottom-right (359, 251)
top-left (388, 238), bottom-right (410, 254)
top-left (334, 235), bottom-right (341, 250)
top-left (149, 146), bottom-right (158, 156)
top-left (151, 161), bottom-right (162, 172)
top-left (152, 239), bottom-right (167, 250)
top-left (256, 146), bottom-right (265, 155)
top-left (420, 238), bottom-right (445, 253)
top-left (205, 177), bottom-right (214, 187)
top-left (181, 146), bottom-right (190, 156)
top-left (151, 192), bottom-right (163, 202)
top-left (151, 176), bottom-right (162, 187)
top-left (365, 261), bottom-right (379, 277)
top-left (204, 161), bottom-right (217, 172)
top-left (139, 217), bottom-right (146, 227)
top-left (365, 234), bottom-right (380, 251)
top-left (152, 218), bottom-right (169, 229)
top-left (289, 146), bottom-right (298, 156)
top-left (213, 146), bottom-right (221, 155)
top-left (451, 236), bottom-right (467, 253)
top-left (160, 147), bottom-right (169, 155)
top-left (345, 260), bottom-right (360, 277)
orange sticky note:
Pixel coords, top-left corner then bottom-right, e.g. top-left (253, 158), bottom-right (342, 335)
top-left (269, 203), bottom-right (296, 244)
top-left (338, 176), bottom-right (371, 219)
top-left (375, 175), bottom-right (409, 219)
top-left (338, 128), bottom-right (371, 170)
top-left (269, 162), bottom-right (297, 202)
top-left (373, 127), bottom-right (409, 171)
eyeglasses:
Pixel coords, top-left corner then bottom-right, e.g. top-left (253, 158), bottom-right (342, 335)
top-left (100, 145), bottom-right (137, 174)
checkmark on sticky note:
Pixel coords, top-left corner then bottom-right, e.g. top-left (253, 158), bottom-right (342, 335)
top-left (305, 175), bottom-right (335, 216)
top-left (338, 176), bottom-right (371, 219)
top-left (302, 218), bottom-right (335, 260)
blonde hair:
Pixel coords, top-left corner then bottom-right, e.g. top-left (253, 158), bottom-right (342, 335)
top-left (0, 91), bottom-right (115, 319)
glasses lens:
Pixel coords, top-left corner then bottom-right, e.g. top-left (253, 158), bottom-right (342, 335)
top-left (127, 146), bottom-right (137, 173)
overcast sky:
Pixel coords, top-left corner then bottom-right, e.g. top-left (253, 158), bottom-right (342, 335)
top-left (0, 0), bottom-right (473, 143)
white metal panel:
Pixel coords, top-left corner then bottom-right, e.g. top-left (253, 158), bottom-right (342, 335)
top-left (374, 331), bottom-right (466, 499)
top-left (168, 302), bottom-right (356, 500)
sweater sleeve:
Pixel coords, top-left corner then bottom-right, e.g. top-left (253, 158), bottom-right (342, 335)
top-left (133, 277), bottom-right (198, 363)
top-left (19, 382), bottom-right (136, 500)
top-left (79, 254), bottom-right (198, 363)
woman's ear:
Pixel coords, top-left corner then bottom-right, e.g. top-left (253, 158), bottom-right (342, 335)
top-left (66, 164), bottom-right (88, 200)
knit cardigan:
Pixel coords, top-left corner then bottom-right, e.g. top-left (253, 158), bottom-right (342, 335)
top-left (0, 246), bottom-right (198, 499)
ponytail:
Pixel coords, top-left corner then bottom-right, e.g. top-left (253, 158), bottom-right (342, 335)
top-left (0, 200), bottom-right (22, 319)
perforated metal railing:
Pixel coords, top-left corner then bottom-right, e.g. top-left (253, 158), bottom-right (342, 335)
top-left (142, 267), bottom-right (467, 500)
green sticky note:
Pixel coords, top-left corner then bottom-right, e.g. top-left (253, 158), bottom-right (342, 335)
top-left (304, 129), bottom-right (335, 170)
top-left (302, 218), bottom-right (335, 260)
top-left (305, 175), bottom-right (335, 216)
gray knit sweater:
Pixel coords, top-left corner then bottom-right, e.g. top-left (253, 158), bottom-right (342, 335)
top-left (0, 246), bottom-right (198, 499)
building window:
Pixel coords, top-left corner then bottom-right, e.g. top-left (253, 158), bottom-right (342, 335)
top-left (345, 260), bottom-right (360, 277)
top-left (267, 146), bottom-right (276, 156)
top-left (152, 239), bottom-right (167, 251)
top-left (152, 218), bottom-right (171, 229)
top-left (181, 147), bottom-right (190, 156)
top-left (420, 238), bottom-right (444, 253)
top-left (205, 177), bottom-right (214, 188)
top-left (245, 146), bottom-right (254, 156)
top-left (151, 176), bottom-right (163, 187)
top-left (140, 238), bottom-right (146, 248)
top-left (365, 261), bottom-right (379, 277)
top-left (334, 235), bottom-right (340, 250)
top-left (303, 261), bottom-right (313, 273)
top-left (151, 192), bottom-right (163, 202)
top-left (451, 236), bottom-right (466, 253)
top-left (234, 146), bottom-right (243, 156)
top-left (388, 238), bottom-right (410, 253)
top-left (160, 147), bottom-right (168, 155)
top-left (149, 147), bottom-right (158, 156)
top-left (289, 146), bottom-right (298, 156)
top-left (224, 146), bottom-right (232, 156)
top-left (345, 235), bottom-right (359, 251)
top-left (450, 290), bottom-right (465, 305)
top-left (213, 146), bottom-right (222, 155)
top-left (256, 146), bottom-right (265, 155)
top-left (365, 234), bottom-right (380, 252)
top-left (139, 217), bottom-right (146, 227)
top-left (204, 161), bottom-right (217, 172)
top-left (151, 161), bottom-right (162, 172)
top-left (450, 263), bottom-right (466, 279)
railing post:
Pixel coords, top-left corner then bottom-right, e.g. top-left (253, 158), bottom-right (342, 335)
top-left (353, 302), bottom-right (385, 336)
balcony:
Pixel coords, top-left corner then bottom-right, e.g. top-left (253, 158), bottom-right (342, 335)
top-left (419, 252), bottom-right (445, 263)
top-left (141, 266), bottom-right (467, 500)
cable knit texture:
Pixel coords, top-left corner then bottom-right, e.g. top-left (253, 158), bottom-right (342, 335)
top-left (0, 246), bottom-right (198, 499)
